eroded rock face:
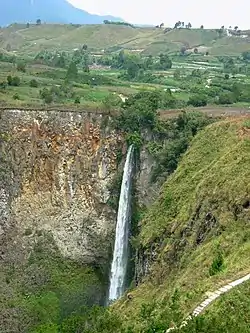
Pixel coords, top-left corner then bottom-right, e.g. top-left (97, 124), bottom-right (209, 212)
top-left (0, 110), bottom-right (123, 267)
top-left (137, 146), bottom-right (157, 207)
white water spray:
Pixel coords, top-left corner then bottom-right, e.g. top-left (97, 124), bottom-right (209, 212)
top-left (108, 145), bottom-right (134, 302)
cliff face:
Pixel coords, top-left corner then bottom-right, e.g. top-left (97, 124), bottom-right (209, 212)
top-left (0, 110), bottom-right (124, 267)
top-left (0, 109), bottom-right (160, 331)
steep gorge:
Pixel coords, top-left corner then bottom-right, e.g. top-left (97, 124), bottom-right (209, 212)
top-left (1, 109), bottom-right (250, 332)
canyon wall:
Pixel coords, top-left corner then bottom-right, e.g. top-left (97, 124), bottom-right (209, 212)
top-left (0, 109), bottom-right (125, 267)
top-left (0, 109), bottom-right (126, 330)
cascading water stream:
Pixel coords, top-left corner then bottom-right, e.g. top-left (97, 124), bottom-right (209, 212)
top-left (108, 145), bottom-right (134, 302)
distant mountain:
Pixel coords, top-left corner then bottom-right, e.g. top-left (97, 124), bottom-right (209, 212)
top-left (0, 0), bottom-right (121, 26)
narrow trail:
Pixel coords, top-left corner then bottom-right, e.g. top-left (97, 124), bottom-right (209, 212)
top-left (166, 273), bottom-right (250, 332)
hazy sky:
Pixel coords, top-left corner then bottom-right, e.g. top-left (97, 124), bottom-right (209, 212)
top-left (68, 0), bottom-right (249, 28)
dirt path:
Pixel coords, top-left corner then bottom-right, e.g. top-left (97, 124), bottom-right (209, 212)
top-left (159, 106), bottom-right (250, 119)
top-left (166, 273), bottom-right (250, 332)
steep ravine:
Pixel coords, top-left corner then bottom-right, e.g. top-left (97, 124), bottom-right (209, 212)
top-left (0, 109), bottom-right (126, 331)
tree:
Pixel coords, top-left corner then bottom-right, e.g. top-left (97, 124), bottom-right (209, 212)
top-left (83, 53), bottom-right (90, 72)
top-left (216, 28), bottom-right (224, 38)
top-left (194, 48), bottom-right (198, 54)
top-left (187, 22), bottom-right (192, 29)
top-left (6, 44), bottom-right (11, 52)
top-left (160, 23), bottom-right (164, 28)
top-left (234, 26), bottom-right (238, 31)
top-left (82, 44), bottom-right (88, 50)
top-left (66, 62), bottom-right (78, 80)
top-left (242, 51), bottom-right (250, 61)
top-left (118, 50), bottom-right (125, 67)
top-left (36, 19), bottom-right (42, 25)
top-left (54, 55), bottom-right (66, 68)
top-left (16, 61), bottom-right (26, 72)
top-left (174, 21), bottom-right (181, 29)
top-left (221, 25), bottom-right (225, 29)
top-left (144, 55), bottom-right (154, 69)
top-left (26, 23), bottom-right (30, 28)
top-left (180, 46), bottom-right (187, 55)
top-left (174, 69), bottom-right (181, 80)
top-left (200, 25), bottom-right (204, 29)
top-left (158, 53), bottom-right (172, 70)
top-left (126, 61), bottom-right (140, 79)
top-left (40, 88), bottom-right (53, 104)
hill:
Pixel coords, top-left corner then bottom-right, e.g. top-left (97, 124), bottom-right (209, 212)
top-left (1, 24), bottom-right (250, 56)
top-left (0, 0), bottom-right (120, 27)
top-left (110, 116), bottom-right (250, 331)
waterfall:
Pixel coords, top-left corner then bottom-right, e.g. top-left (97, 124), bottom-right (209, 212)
top-left (108, 145), bottom-right (134, 302)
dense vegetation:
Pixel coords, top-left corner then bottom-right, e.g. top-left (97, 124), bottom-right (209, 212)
top-left (1, 40), bottom-right (250, 110)
top-left (0, 232), bottom-right (106, 333)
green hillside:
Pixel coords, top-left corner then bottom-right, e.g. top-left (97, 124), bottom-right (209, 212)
top-left (182, 280), bottom-right (250, 332)
top-left (1, 24), bottom-right (250, 55)
top-left (111, 116), bottom-right (250, 331)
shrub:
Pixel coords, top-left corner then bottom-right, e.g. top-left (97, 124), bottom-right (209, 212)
top-left (243, 120), bottom-right (250, 129)
top-left (209, 249), bottom-right (225, 276)
top-left (13, 93), bottom-right (20, 100)
top-left (102, 93), bottom-right (121, 111)
top-left (30, 79), bottom-right (38, 88)
top-left (24, 228), bottom-right (33, 236)
top-left (0, 81), bottom-right (7, 90)
top-left (7, 75), bottom-right (21, 86)
top-left (7, 75), bottom-right (12, 86)
top-left (187, 94), bottom-right (207, 107)
top-left (11, 76), bottom-right (21, 86)
top-left (74, 96), bottom-right (81, 104)
top-left (16, 62), bottom-right (26, 72)
top-left (125, 132), bottom-right (143, 150)
top-left (217, 93), bottom-right (235, 105)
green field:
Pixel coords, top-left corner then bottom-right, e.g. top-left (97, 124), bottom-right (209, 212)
top-left (1, 24), bottom-right (250, 56)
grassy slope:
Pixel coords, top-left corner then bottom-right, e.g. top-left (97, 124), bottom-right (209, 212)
top-left (1, 24), bottom-right (250, 55)
top-left (183, 280), bottom-right (250, 332)
top-left (114, 117), bottom-right (250, 329)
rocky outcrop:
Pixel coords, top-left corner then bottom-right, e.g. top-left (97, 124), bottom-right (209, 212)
top-left (0, 110), bottom-right (124, 268)
top-left (136, 145), bottom-right (157, 207)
